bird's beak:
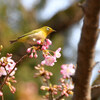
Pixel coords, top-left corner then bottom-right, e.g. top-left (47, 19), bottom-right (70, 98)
top-left (52, 30), bottom-right (56, 32)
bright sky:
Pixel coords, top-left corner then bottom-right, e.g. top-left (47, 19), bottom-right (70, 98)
top-left (21, 0), bottom-right (40, 10)
top-left (21, 0), bottom-right (75, 21)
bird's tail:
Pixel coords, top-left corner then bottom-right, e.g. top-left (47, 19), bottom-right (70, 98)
top-left (10, 39), bottom-right (17, 44)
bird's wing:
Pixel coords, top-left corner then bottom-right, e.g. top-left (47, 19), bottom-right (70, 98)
top-left (17, 29), bottom-right (38, 40)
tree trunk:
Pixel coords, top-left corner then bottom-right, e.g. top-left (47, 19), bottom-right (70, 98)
top-left (73, 0), bottom-right (100, 100)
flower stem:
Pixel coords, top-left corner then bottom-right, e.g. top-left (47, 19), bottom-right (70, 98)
top-left (1, 95), bottom-right (4, 100)
top-left (49, 89), bottom-right (53, 100)
top-left (55, 94), bottom-right (65, 100)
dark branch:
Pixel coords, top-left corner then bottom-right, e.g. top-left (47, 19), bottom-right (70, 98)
top-left (91, 84), bottom-right (100, 99)
top-left (92, 84), bottom-right (100, 89)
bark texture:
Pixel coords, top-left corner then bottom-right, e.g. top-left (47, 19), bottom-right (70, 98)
top-left (73, 0), bottom-right (100, 100)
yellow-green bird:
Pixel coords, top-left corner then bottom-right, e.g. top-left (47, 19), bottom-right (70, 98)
top-left (10, 26), bottom-right (55, 45)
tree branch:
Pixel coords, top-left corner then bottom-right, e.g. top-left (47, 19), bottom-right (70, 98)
top-left (72, 0), bottom-right (100, 100)
top-left (91, 84), bottom-right (100, 100)
top-left (92, 84), bottom-right (100, 89)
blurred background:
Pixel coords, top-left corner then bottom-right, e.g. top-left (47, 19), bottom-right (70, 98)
top-left (0, 0), bottom-right (100, 100)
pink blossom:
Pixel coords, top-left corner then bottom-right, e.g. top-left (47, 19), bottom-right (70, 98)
top-left (41, 86), bottom-right (50, 91)
top-left (60, 64), bottom-right (75, 78)
top-left (37, 40), bottom-right (42, 44)
top-left (10, 86), bottom-right (16, 94)
top-left (41, 60), bottom-right (45, 65)
top-left (0, 67), bottom-right (7, 77)
top-left (61, 83), bottom-right (74, 97)
top-left (54, 48), bottom-right (61, 58)
top-left (68, 83), bottom-right (74, 90)
top-left (62, 90), bottom-right (68, 97)
top-left (10, 68), bottom-right (17, 76)
top-left (6, 81), bottom-right (16, 94)
top-left (46, 39), bottom-right (52, 45)
top-left (0, 91), bottom-right (3, 96)
top-left (41, 39), bottom-right (52, 50)
top-left (0, 57), bottom-right (6, 62)
top-left (29, 53), bottom-right (33, 58)
top-left (34, 53), bottom-right (38, 58)
top-left (41, 46), bottom-right (46, 50)
top-left (5, 57), bottom-right (16, 72)
top-left (45, 45), bottom-right (49, 49)
top-left (0, 57), bottom-right (16, 77)
top-left (27, 48), bottom-right (31, 53)
top-left (32, 49), bottom-right (35, 53)
top-left (41, 56), bottom-right (57, 66)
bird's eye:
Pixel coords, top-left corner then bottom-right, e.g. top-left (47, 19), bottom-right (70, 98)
top-left (47, 27), bottom-right (50, 31)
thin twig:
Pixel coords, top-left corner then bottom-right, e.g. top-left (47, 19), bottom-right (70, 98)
top-left (44, 77), bottom-right (50, 87)
top-left (1, 95), bottom-right (4, 100)
top-left (91, 84), bottom-right (100, 89)
top-left (55, 94), bottom-right (65, 100)
top-left (16, 54), bottom-right (28, 64)
top-left (49, 89), bottom-right (53, 100)
top-left (93, 61), bottom-right (100, 68)
top-left (0, 54), bottom-right (28, 90)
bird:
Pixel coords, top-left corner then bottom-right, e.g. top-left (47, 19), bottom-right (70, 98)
top-left (10, 26), bottom-right (55, 46)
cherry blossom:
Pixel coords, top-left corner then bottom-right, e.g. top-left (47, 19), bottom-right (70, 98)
top-left (0, 54), bottom-right (16, 77)
top-left (41, 55), bottom-right (57, 66)
top-left (27, 48), bottom-right (32, 53)
top-left (0, 91), bottom-right (3, 96)
top-left (60, 64), bottom-right (75, 78)
top-left (0, 67), bottom-right (7, 77)
top-left (54, 48), bottom-right (61, 58)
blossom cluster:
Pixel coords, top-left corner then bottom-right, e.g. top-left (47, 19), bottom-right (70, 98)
top-left (60, 78), bottom-right (74, 97)
top-left (0, 53), bottom-right (17, 96)
top-left (0, 53), bottom-right (16, 77)
top-left (0, 38), bottom-right (76, 100)
top-left (41, 47), bottom-right (61, 66)
top-left (34, 61), bottom-right (75, 99)
top-left (27, 39), bottom-right (52, 58)
top-left (31, 39), bottom-right (76, 99)
top-left (34, 64), bottom-right (53, 80)
top-left (41, 81), bottom-right (74, 98)
top-left (6, 76), bottom-right (17, 94)
top-left (27, 39), bottom-right (61, 66)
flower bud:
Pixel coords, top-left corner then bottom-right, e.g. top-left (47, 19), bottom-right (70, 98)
top-left (0, 45), bottom-right (3, 51)
top-left (46, 39), bottom-right (52, 45)
top-left (42, 46), bottom-right (46, 50)
top-left (0, 91), bottom-right (3, 96)
top-left (34, 53), bottom-right (38, 58)
top-left (29, 53), bottom-right (33, 58)
top-left (41, 86), bottom-right (50, 91)
top-left (10, 86), bottom-right (16, 94)
top-left (68, 91), bottom-right (73, 95)
top-left (37, 40), bottom-right (41, 44)
top-left (27, 48), bottom-right (31, 53)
